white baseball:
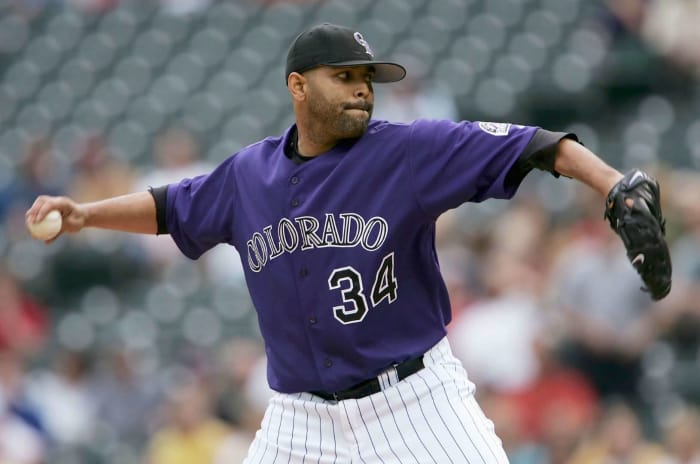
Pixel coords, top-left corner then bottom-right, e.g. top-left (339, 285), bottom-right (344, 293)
top-left (28, 210), bottom-right (63, 240)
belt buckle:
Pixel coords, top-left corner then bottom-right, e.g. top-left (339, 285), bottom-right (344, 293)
top-left (378, 364), bottom-right (400, 390)
top-left (389, 363), bottom-right (400, 384)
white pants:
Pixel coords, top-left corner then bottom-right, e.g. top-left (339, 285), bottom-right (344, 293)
top-left (243, 337), bottom-right (509, 463)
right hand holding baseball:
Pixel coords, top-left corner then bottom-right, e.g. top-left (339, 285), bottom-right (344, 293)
top-left (25, 196), bottom-right (87, 243)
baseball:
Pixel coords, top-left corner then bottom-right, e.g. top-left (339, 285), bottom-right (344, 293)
top-left (27, 210), bottom-right (63, 241)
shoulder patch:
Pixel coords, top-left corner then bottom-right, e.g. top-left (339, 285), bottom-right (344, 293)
top-left (477, 121), bottom-right (511, 136)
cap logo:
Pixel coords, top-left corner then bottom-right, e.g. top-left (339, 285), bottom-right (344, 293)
top-left (353, 32), bottom-right (374, 57)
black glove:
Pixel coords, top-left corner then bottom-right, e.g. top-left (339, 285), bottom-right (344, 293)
top-left (604, 169), bottom-right (672, 300)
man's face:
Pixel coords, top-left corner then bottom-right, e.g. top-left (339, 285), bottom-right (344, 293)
top-left (303, 65), bottom-right (375, 139)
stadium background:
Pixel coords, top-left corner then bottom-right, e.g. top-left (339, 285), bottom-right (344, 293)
top-left (1, 0), bottom-right (700, 463)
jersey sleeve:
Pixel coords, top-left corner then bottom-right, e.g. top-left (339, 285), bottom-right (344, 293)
top-left (407, 119), bottom-right (538, 217)
top-left (165, 158), bottom-right (237, 259)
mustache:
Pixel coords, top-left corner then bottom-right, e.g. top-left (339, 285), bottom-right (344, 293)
top-left (344, 101), bottom-right (373, 112)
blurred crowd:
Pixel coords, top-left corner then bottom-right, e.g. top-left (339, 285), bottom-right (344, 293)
top-left (441, 168), bottom-right (700, 464)
top-left (0, 126), bottom-right (270, 464)
top-left (7, 0), bottom-right (213, 17)
top-left (2, 0), bottom-right (700, 464)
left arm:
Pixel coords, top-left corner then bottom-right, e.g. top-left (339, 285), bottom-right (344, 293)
top-left (550, 137), bottom-right (672, 300)
top-left (553, 138), bottom-right (623, 197)
top-left (503, 126), bottom-right (670, 299)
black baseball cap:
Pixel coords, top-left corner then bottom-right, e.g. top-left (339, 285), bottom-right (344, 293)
top-left (285, 23), bottom-right (406, 83)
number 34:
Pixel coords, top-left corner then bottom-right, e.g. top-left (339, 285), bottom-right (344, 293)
top-left (328, 252), bottom-right (398, 324)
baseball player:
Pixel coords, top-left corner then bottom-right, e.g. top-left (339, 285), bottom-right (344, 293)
top-left (26, 23), bottom-right (671, 463)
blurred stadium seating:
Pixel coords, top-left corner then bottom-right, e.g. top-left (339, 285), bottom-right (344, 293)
top-left (0, 0), bottom-right (698, 168)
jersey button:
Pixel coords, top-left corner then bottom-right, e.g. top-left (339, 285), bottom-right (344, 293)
top-left (299, 267), bottom-right (308, 277)
top-left (291, 198), bottom-right (300, 207)
top-left (324, 359), bottom-right (332, 368)
top-left (290, 176), bottom-right (299, 185)
top-left (309, 316), bottom-right (317, 324)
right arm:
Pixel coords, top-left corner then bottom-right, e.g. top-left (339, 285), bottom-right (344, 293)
top-left (25, 191), bottom-right (158, 242)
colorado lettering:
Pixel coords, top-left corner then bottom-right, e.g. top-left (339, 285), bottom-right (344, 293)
top-left (246, 213), bottom-right (389, 272)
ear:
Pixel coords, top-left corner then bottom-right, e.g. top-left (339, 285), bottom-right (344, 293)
top-left (287, 72), bottom-right (307, 101)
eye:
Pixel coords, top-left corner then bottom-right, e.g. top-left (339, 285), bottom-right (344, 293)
top-left (336, 72), bottom-right (349, 80)
top-left (365, 73), bottom-right (375, 83)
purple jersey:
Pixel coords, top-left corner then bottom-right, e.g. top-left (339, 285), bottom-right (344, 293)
top-left (165, 119), bottom-right (538, 393)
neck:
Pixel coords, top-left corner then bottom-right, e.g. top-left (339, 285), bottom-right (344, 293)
top-left (295, 119), bottom-right (339, 157)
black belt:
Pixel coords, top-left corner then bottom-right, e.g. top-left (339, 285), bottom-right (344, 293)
top-left (310, 355), bottom-right (425, 402)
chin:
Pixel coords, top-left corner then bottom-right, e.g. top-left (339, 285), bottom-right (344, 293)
top-left (346, 124), bottom-right (369, 139)
top-left (336, 117), bottom-right (369, 139)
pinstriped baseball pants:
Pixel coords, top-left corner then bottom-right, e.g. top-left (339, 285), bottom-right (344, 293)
top-left (243, 337), bottom-right (510, 463)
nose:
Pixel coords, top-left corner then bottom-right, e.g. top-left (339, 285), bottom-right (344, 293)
top-left (354, 81), bottom-right (372, 99)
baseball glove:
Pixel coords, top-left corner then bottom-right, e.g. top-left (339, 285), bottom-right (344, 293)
top-left (604, 169), bottom-right (672, 300)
